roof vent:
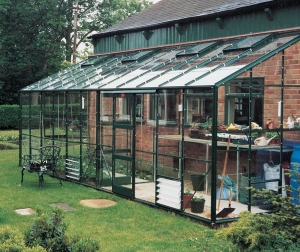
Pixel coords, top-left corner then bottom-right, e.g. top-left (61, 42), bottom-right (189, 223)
top-left (143, 30), bottom-right (154, 40)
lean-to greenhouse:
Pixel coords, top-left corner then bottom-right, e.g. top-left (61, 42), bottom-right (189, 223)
top-left (19, 0), bottom-right (300, 224)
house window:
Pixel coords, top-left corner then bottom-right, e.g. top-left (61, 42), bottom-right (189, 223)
top-left (186, 88), bottom-right (213, 124)
top-left (136, 94), bottom-right (143, 121)
top-left (101, 93), bottom-right (143, 122)
top-left (225, 78), bottom-right (264, 126)
top-left (150, 90), bottom-right (177, 122)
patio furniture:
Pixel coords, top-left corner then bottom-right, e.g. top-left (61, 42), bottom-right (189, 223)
top-left (21, 146), bottom-right (62, 189)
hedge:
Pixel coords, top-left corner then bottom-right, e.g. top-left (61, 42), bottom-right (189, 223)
top-left (0, 103), bottom-right (83, 130)
top-left (0, 105), bottom-right (19, 129)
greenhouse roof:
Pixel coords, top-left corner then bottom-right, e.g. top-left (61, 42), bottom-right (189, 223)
top-left (22, 31), bottom-right (300, 92)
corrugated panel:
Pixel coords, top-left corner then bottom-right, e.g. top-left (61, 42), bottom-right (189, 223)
top-left (93, 5), bottom-right (300, 54)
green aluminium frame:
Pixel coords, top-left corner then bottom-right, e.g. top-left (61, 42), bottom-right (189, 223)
top-left (20, 30), bottom-right (300, 224)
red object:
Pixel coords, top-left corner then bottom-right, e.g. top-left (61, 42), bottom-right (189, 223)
top-left (121, 93), bottom-right (126, 98)
top-left (183, 194), bottom-right (193, 208)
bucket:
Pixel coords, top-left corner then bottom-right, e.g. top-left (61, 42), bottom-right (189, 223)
top-left (191, 200), bottom-right (205, 213)
top-left (191, 174), bottom-right (205, 191)
top-left (239, 174), bottom-right (265, 206)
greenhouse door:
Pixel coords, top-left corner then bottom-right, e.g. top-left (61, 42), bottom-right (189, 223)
top-left (112, 93), bottom-right (136, 198)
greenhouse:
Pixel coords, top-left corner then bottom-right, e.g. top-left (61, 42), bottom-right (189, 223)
top-left (19, 30), bottom-right (300, 224)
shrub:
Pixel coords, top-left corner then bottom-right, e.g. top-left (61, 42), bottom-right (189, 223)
top-left (69, 236), bottom-right (100, 252)
top-left (24, 208), bottom-right (69, 251)
top-left (0, 226), bottom-right (46, 252)
top-left (24, 208), bottom-right (100, 252)
top-left (216, 174), bottom-right (300, 251)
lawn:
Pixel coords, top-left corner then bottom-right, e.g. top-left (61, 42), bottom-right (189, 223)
top-left (0, 133), bottom-right (232, 251)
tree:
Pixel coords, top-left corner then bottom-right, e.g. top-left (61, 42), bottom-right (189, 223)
top-left (65, 0), bottom-right (152, 62)
top-left (0, 0), bottom-right (151, 104)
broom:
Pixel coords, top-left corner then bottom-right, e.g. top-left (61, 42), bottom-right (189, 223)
top-left (216, 135), bottom-right (235, 217)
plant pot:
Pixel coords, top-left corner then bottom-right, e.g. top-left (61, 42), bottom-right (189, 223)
top-left (191, 174), bottom-right (205, 191)
top-left (183, 194), bottom-right (193, 208)
top-left (190, 130), bottom-right (199, 135)
top-left (191, 200), bottom-right (205, 213)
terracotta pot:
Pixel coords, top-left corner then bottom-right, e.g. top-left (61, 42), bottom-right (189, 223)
top-left (183, 194), bottom-right (193, 208)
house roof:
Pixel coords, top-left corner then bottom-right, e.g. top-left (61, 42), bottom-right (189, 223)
top-left (22, 31), bottom-right (300, 92)
top-left (90, 0), bottom-right (274, 38)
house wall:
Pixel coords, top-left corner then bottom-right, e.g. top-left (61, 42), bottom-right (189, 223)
top-left (86, 40), bottom-right (300, 178)
top-left (93, 5), bottom-right (300, 54)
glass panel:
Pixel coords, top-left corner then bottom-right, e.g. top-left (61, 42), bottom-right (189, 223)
top-left (114, 159), bottom-right (132, 187)
top-left (186, 88), bottom-right (213, 125)
top-left (225, 76), bottom-right (264, 126)
top-left (115, 128), bottom-right (132, 158)
top-left (115, 96), bottom-right (133, 123)
top-left (150, 89), bottom-right (177, 122)
top-left (66, 92), bottom-right (81, 142)
top-left (100, 94), bottom-right (113, 189)
top-left (52, 92), bottom-right (67, 139)
top-left (135, 94), bottom-right (155, 201)
top-left (81, 143), bottom-right (97, 185)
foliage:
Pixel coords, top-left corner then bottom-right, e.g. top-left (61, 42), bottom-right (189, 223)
top-left (0, 0), bottom-right (152, 104)
top-left (266, 131), bottom-right (280, 140)
top-left (0, 226), bottom-right (46, 252)
top-left (24, 208), bottom-right (69, 251)
top-left (185, 189), bottom-right (192, 195)
top-left (0, 105), bottom-right (19, 129)
top-left (216, 172), bottom-right (300, 251)
top-left (69, 236), bottom-right (100, 252)
top-left (0, 0), bottom-right (65, 104)
top-left (24, 208), bottom-right (100, 252)
top-left (191, 195), bottom-right (204, 202)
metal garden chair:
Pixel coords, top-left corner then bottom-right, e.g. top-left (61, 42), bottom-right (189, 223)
top-left (20, 146), bottom-right (62, 189)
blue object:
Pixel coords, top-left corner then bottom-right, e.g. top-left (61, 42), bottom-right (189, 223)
top-left (217, 175), bottom-right (237, 200)
top-left (290, 146), bottom-right (300, 205)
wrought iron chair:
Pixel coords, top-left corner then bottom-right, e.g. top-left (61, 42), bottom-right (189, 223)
top-left (21, 146), bottom-right (62, 189)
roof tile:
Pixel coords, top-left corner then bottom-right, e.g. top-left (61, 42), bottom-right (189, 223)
top-left (91, 0), bottom-right (273, 37)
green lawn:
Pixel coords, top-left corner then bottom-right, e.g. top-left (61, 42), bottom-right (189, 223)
top-left (0, 141), bottom-right (232, 251)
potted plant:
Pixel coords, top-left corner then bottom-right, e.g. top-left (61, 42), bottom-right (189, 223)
top-left (188, 121), bottom-right (200, 138)
top-left (191, 195), bottom-right (205, 213)
top-left (266, 132), bottom-right (280, 144)
top-left (183, 189), bottom-right (193, 208)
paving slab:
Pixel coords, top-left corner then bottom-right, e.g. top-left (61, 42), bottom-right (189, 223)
top-left (50, 203), bottom-right (76, 211)
top-left (15, 208), bottom-right (36, 215)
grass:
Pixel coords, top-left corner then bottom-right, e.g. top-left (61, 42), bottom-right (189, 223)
top-left (0, 131), bottom-right (232, 251)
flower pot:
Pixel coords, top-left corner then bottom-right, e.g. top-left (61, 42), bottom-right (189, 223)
top-left (183, 194), bottom-right (193, 208)
top-left (191, 174), bottom-right (205, 191)
top-left (191, 200), bottom-right (205, 213)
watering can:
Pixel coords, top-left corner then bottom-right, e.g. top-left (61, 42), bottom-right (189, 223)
top-left (254, 135), bottom-right (276, 146)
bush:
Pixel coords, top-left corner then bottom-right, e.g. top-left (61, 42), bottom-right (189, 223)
top-left (0, 226), bottom-right (46, 252)
top-left (24, 208), bottom-right (100, 252)
top-left (24, 208), bottom-right (69, 251)
top-left (0, 105), bottom-right (19, 129)
top-left (216, 177), bottom-right (300, 251)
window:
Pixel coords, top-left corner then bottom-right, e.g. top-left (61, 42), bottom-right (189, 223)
top-left (101, 93), bottom-right (143, 122)
top-left (135, 94), bottom-right (143, 121)
top-left (185, 88), bottom-right (213, 124)
top-left (150, 90), bottom-right (177, 122)
top-left (225, 78), bottom-right (264, 126)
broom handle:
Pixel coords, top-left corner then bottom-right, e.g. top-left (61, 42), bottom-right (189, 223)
top-left (217, 135), bottom-right (231, 211)
top-left (229, 188), bottom-right (232, 208)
